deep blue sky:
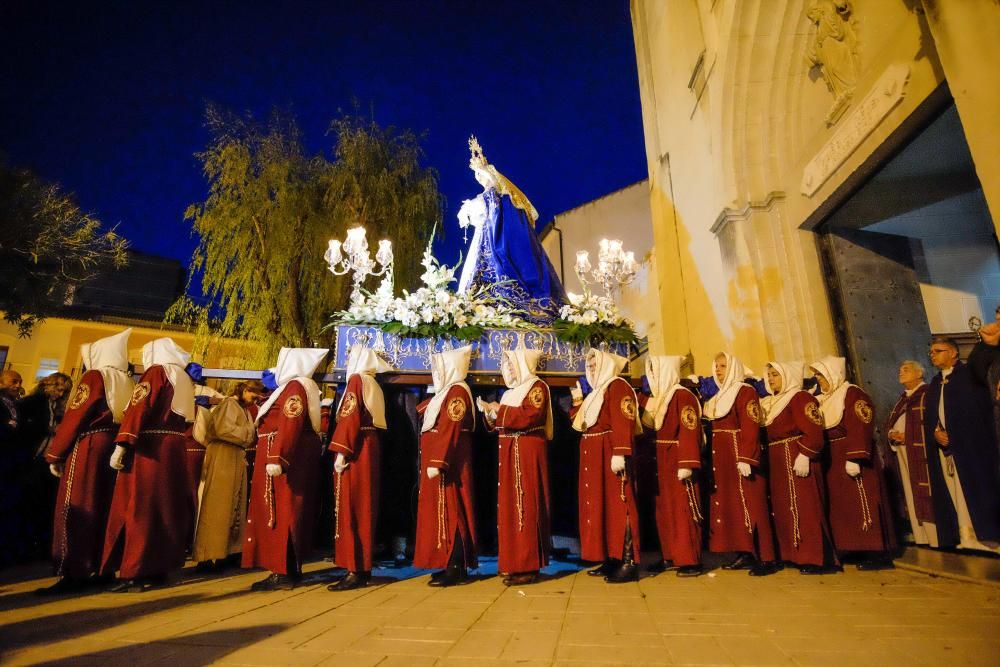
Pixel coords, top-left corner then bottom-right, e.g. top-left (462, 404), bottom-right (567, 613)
top-left (0, 1), bottom-right (646, 271)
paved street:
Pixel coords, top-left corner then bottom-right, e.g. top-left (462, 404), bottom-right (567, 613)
top-left (1, 554), bottom-right (998, 666)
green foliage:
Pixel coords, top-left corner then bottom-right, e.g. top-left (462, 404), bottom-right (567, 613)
top-left (171, 105), bottom-right (442, 365)
top-left (0, 161), bottom-right (128, 336)
top-left (551, 318), bottom-right (639, 347)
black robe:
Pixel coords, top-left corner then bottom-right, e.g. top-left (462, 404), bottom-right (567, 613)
top-left (923, 362), bottom-right (1000, 545)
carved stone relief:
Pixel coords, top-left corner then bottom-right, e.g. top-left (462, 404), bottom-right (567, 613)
top-left (806, 0), bottom-right (860, 125)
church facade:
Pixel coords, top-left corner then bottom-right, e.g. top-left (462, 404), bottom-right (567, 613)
top-left (630, 0), bottom-right (1000, 420)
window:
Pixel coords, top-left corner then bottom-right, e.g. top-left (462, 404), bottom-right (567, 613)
top-left (36, 358), bottom-right (60, 380)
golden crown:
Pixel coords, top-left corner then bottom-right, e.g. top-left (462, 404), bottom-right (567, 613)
top-left (468, 135), bottom-right (489, 170)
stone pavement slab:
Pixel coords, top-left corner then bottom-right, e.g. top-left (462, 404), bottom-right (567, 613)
top-left (1, 558), bottom-right (998, 666)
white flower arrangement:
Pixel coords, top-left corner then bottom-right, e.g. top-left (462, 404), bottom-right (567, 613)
top-left (332, 239), bottom-right (532, 340)
top-left (552, 291), bottom-right (637, 345)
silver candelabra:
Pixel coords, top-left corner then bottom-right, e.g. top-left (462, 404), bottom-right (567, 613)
top-left (573, 238), bottom-right (638, 298)
top-left (325, 226), bottom-right (394, 305)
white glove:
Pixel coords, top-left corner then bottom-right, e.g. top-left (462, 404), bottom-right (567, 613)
top-left (110, 445), bottom-right (127, 470)
top-left (266, 463), bottom-right (283, 477)
top-left (610, 455), bottom-right (626, 474)
top-left (427, 466), bottom-right (440, 479)
top-left (736, 462), bottom-right (751, 478)
top-left (49, 463), bottom-right (64, 478)
top-left (570, 382), bottom-right (583, 403)
top-left (793, 454), bottom-right (811, 478)
top-left (334, 453), bottom-right (348, 474)
top-left (677, 467), bottom-right (693, 481)
top-left (845, 461), bottom-right (861, 477)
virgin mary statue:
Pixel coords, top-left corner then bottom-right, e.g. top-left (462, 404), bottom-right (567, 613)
top-left (456, 136), bottom-right (566, 324)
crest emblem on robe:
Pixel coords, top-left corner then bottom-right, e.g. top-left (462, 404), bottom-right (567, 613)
top-left (746, 399), bottom-right (763, 425)
top-left (854, 399), bottom-right (873, 424)
top-left (339, 392), bottom-right (357, 418)
top-left (528, 386), bottom-right (545, 409)
top-left (447, 397), bottom-right (467, 422)
top-left (69, 383), bottom-right (90, 410)
top-left (620, 396), bottom-right (637, 421)
top-left (805, 401), bottom-right (824, 426)
top-left (130, 382), bottom-right (150, 406)
top-left (680, 405), bottom-right (698, 430)
top-left (283, 395), bottom-right (304, 418)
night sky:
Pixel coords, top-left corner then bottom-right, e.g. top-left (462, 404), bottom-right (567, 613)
top-left (1, 1), bottom-right (646, 271)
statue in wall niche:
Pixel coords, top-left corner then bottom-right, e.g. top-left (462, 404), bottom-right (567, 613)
top-left (806, 0), bottom-right (859, 125)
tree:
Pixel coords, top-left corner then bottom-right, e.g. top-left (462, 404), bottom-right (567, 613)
top-left (171, 106), bottom-right (441, 365)
top-left (0, 161), bottom-right (128, 336)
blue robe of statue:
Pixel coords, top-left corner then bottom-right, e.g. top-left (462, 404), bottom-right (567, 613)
top-left (462, 187), bottom-right (566, 324)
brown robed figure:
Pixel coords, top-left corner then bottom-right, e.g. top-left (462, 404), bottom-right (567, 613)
top-left (243, 347), bottom-right (327, 591)
top-left (761, 361), bottom-right (837, 573)
top-left (571, 349), bottom-right (643, 584)
top-left (327, 345), bottom-right (390, 592)
top-left (484, 348), bottom-right (552, 586)
top-left (38, 329), bottom-right (133, 594)
top-left (101, 338), bottom-right (197, 591)
top-left (812, 357), bottom-right (895, 569)
top-left (638, 355), bottom-right (704, 576)
top-left (703, 352), bottom-right (778, 576)
top-left (413, 346), bottom-right (478, 587)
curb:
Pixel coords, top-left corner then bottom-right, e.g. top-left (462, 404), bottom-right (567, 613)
top-left (894, 560), bottom-right (1000, 589)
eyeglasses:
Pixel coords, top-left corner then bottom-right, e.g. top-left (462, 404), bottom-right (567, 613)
top-left (928, 348), bottom-right (952, 355)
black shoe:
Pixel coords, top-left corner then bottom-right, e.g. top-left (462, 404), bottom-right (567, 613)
top-left (587, 560), bottom-right (615, 577)
top-left (799, 564), bottom-right (838, 575)
top-left (605, 561), bottom-right (639, 584)
top-left (250, 572), bottom-right (296, 591)
top-left (428, 566), bottom-right (468, 587)
top-left (722, 553), bottom-right (756, 570)
top-left (748, 561), bottom-right (780, 577)
top-left (646, 559), bottom-right (672, 573)
top-left (194, 560), bottom-right (217, 574)
top-left (107, 575), bottom-right (165, 593)
top-left (429, 569), bottom-right (447, 582)
top-left (857, 557), bottom-right (895, 571)
top-left (328, 571), bottom-right (371, 591)
top-left (35, 577), bottom-right (86, 596)
top-left (502, 572), bottom-right (539, 586)
top-left (676, 565), bottom-right (703, 577)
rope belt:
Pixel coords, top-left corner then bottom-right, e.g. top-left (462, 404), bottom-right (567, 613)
top-left (782, 439), bottom-right (802, 547)
top-left (56, 446), bottom-right (81, 577)
top-left (334, 470), bottom-right (342, 540)
top-left (259, 431), bottom-right (278, 528)
top-left (655, 439), bottom-right (679, 445)
top-left (581, 430), bottom-right (612, 438)
top-left (140, 429), bottom-right (188, 436)
top-left (500, 426), bottom-right (545, 533)
top-left (436, 474), bottom-right (447, 549)
top-left (79, 426), bottom-right (117, 439)
top-left (768, 435), bottom-right (800, 448)
top-left (855, 474), bottom-right (873, 532)
top-left (716, 429), bottom-right (753, 534)
top-left (684, 478), bottom-right (703, 524)
top-left (360, 426), bottom-right (377, 431)
top-left (829, 436), bottom-right (846, 442)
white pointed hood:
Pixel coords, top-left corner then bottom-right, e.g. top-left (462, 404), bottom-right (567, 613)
top-left (572, 349), bottom-right (640, 434)
top-left (81, 328), bottom-right (134, 423)
top-left (257, 347), bottom-right (327, 433)
top-left (141, 337), bottom-right (195, 423)
top-left (810, 356), bottom-right (854, 428)
top-left (500, 347), bottom-right (552, 439)
top-left (760, 361), bottom-right (805, 426)
top-left (341, 344), bottom-right (392, 429)
top-left (642, 355), bottom-right (687, 431)
top-left (422, 346), bottom-right (473, 433)
top-left (703, 352), bottom-right (752, 420)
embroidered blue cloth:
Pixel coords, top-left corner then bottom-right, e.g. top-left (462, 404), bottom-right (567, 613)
top-left (465, 188), bottom-right (566, 324)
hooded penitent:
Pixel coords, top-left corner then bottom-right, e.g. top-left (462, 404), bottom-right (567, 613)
top-left (703, 352), bottom-right (753, 420)
top-left (642, 355), bottom-right (689, 431)
top-left (572, 349), bottom-right (640, 434)
top-left (809, 356), bottom-right (854, 428)
top-left (760, 361), bottom-right (806, 426)
top-left (141, 338), bottom-right (195, 423)
top-left (256, 348), bottom-right (328, 433)
top-left (422, 346), bottom-right (474, 433)
top-left (81, 328), bottom-right (134, 423)
top-left (499, 347), bottom-right (553, 438)
top-left (340, 345), bottom-right (392, 429)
